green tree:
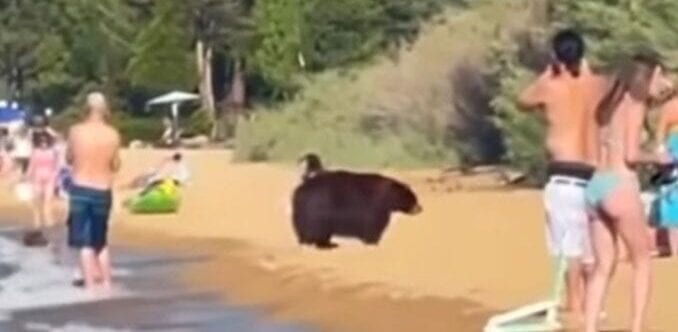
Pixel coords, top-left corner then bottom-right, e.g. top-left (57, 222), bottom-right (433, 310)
top-left (184, 0), bottom-right (252, 131)
top-left (127, 1), bottom-right (196, 91)
top-left (0, 1), bottom-right (65, 101)
top-left (251, 0), bottom-right (303, 95)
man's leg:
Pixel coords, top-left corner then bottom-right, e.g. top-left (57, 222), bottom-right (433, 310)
top-left (566, 257), bottom-right (585, 315)
top-left (79, 247), bottom-right (100, 290)
top-left (96, 246), bottom-right (112, 290)
top-left (31, 187), bottom-right (44, 230)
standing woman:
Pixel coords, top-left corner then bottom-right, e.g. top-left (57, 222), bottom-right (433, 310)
top-left (24, 131), bottom-right (60, 246)
top-left (584, 54), bottom-right (673, 332)
top-left (654, 95), bottom-right (678, 254)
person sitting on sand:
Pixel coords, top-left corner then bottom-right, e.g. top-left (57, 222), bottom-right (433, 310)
top-left (128, 152), bottom-right (190, 191)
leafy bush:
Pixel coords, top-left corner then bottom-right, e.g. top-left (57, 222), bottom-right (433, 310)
top-left (51, 107), bottom-right (163, 145)
top-left (486, 32), bottom-right (548, 185)
top-left (233, 72), bottom-right (459, 168)
top-left (115, 116), bottom-right (164, 144)
top-left (185, 109), bottom-right (213, 136)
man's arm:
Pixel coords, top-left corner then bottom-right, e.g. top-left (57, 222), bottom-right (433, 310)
top-left (517, 68), bottom-right (551, 110)
top-left (111, 131), bottom-right (122, 173)
top-left (65, 127), bottom-right (75, 166)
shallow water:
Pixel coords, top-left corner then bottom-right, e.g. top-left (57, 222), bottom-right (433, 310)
top-left (0, 226), bottom-right (312, 332)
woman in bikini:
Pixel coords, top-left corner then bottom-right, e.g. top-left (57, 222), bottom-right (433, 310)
top-left (24, 131), bottom-right (60, 246)
top-left (584, 54), bottom-right (673, 332)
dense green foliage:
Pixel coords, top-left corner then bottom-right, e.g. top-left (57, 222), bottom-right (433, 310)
top-left (489, 0), bottom-right (678, 183)
top-left (1, 0), bottom-right (464, 146)
top-left (7, 0), bottom-right (678, 172)
top-left (234, 71), bottom-right (458, 167)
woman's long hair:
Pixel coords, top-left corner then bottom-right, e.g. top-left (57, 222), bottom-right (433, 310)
top-left (596, 53), bottom-right (663, 126)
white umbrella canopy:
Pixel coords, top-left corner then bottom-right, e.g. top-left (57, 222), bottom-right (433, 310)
top-left (146, 91), bottom-right (201, 146)
top-left (146, 91), bottom-right (200, 106)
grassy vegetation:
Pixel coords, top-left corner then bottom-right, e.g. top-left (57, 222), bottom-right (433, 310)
top-left (234, 1), bottom-right (533, 168)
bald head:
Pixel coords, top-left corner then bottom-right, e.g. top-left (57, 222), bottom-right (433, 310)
top-left (85, 92), bottom-right (110, 121)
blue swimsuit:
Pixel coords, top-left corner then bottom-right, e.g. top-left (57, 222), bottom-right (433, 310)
top-left (657, 133), bottom-right (678, 228)
top-left (585, 127), bottom-right (624, 208)
top-left (585, 171), bottom-right (622, 208)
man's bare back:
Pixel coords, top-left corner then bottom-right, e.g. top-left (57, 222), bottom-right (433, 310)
top-left (68, 119), bottom-right (120, 191)
top-left (520, 63), bottom-right (607, 165)
top-left (66, 92), bottom-right (121, 293)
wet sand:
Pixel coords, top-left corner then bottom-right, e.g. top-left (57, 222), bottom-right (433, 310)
top-left (2, 149), bottom-right (678, 331)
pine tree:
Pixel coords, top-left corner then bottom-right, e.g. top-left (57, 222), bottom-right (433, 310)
top-left (127, 1), bottom-right (195, 91)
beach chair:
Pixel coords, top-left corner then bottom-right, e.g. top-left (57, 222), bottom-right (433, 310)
top-left (483, 256), bottom-right (566, 332)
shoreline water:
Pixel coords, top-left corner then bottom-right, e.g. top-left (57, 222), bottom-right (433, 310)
top-left (116, 227), bottom-right (492, 332)
top-left (0, 221), bottom-right (313, 332)
top-left (2, 149), bottom-right (678, 331)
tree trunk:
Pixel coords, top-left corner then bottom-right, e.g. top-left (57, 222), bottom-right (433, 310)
top-left (227, 57), bottom-right (246, 138)
top-left (214, 57), bottom-right (246, 140)
top-left (196, 40), bottom-right (215, 116)
top-left (229, 58), bottom-right (246, 109)
top-left (204, 46), bottom-right (215, 113)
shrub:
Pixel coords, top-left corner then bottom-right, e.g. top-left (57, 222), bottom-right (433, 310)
top-left (185, 109), bottom-right (213, 137)
top-left (51, 107), bottom-right (164, 145)
top-left (233, 72), bottom-right (459, 168)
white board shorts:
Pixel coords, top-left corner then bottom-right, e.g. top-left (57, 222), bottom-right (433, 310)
top-left (543, 176), bottom-right (593, 265)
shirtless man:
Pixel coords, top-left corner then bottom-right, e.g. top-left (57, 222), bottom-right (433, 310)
top-left (66, 92), bottom-right (121, 293)
top-left (518, 30), bottom-right (607, 319)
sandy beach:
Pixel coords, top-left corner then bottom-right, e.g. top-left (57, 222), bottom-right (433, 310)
top-left (2, 149), bottom-right (678, 331)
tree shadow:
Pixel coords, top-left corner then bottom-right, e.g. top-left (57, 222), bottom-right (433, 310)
top-left (447, 60), bottom-right (504, 166)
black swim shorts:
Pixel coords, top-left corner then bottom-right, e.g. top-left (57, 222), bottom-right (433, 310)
top-left (67, 184), bottom-right (112, 250)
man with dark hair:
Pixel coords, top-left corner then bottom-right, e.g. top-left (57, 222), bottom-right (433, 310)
top-left (518, 29), bottom-right (607, 319)
top-left (550, 29), bottom-right (585, 77)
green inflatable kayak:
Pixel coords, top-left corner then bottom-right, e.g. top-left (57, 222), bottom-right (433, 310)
top-left (128, 179), bottom-right (181, 214)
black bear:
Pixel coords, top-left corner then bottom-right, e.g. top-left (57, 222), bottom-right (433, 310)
top-left (292, 154), bottom-right (421, 248)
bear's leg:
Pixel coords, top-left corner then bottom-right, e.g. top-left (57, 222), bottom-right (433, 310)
top-left (362, 213), bottom-right (389, 245)
top-left (315, 238), bottom-right (338, 249)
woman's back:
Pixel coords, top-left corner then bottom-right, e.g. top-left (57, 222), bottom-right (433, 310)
top-left (597, 98), bottom-right (641, 176)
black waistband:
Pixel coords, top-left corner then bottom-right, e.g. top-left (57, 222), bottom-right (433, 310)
top-left (547, 161), bottom-right (595, 180)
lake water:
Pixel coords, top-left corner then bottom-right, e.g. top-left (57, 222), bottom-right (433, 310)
top-left (0, 226), bottom-right (313, 332)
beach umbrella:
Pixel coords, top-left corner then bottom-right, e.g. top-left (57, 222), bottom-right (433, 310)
top-left (147, 91), bottom-right (199, 119)
top-left (146, 91), bottom-right (200, 144)
top-left (147, 91), bottom-right (200, 105)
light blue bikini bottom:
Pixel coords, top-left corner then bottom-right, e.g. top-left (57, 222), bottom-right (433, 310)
top-left (585, 171), bottom-right (623, 208)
